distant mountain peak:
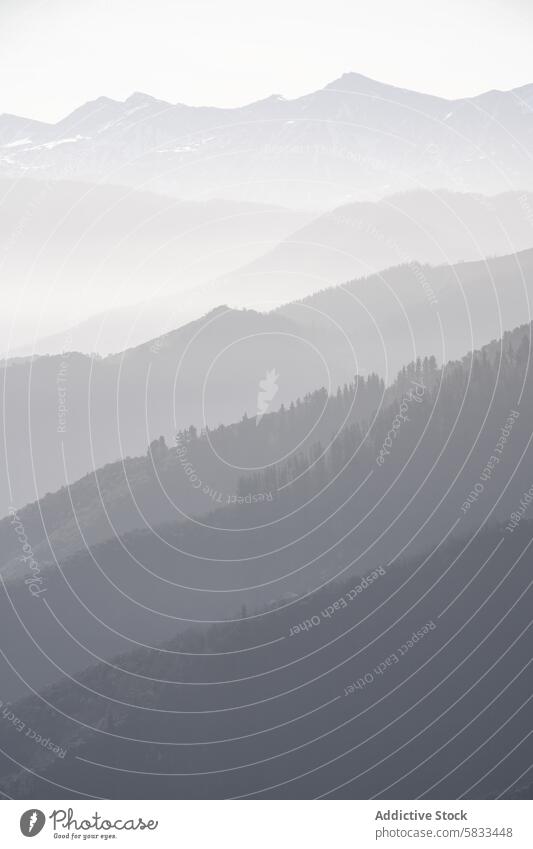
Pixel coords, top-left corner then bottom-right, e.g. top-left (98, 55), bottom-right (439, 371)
top-left (325, 71), bottom-right (398, 91)
top-left (322, 71), bottom-right (447, 102)
top-left (329, 71), bottom-right (381, 85)
top-left (85, 95), bottom-right (121, 108)
top-left (126, 91), bottom-right (154, 103)
top-left (125, 91), bottom-right (168, 108)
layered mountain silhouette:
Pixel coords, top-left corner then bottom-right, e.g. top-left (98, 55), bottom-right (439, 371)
top-left (8, 186), bottom-right (533, 358)
top-left (3, 246), bottom-right (532, 518)
top-left (2, 69), bottom-right (532, 803)
top-left (35, 188), bottom-right (533, 357)
top-left (219, 189), bottom-right (533, 304)
top-left (0, 320), bottom-right (531, 797)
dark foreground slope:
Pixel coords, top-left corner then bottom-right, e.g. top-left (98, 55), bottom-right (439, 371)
top-left (0, 519), bottom-right (531, 800)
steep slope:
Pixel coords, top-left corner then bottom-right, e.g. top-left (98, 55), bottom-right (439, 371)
top-left (280, 246), bottom-right (533, 379)
top-left (0, 374), bottom-right (384, 578)
top-left (0, 306), bottom-right (357, 517)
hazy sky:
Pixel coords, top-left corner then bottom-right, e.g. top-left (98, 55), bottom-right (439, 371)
top-left (1, 0), bottom-right (532, 122)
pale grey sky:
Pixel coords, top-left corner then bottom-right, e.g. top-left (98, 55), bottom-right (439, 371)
top-left (1, 0), bottom-right (532, 122)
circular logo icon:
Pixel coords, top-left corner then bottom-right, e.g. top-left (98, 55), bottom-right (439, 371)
top-left (20, 809), bottom-right (46, 837)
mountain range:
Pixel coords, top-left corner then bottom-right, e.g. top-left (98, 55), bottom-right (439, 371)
top-left (2, 73), bottom-right (533, 211)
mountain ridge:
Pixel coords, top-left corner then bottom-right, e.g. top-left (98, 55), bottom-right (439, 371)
top-left (5, 71), bottom-right (533, 127)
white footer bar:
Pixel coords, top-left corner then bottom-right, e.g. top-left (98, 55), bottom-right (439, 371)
top-left (1, 799), bottom-right (531, 847)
